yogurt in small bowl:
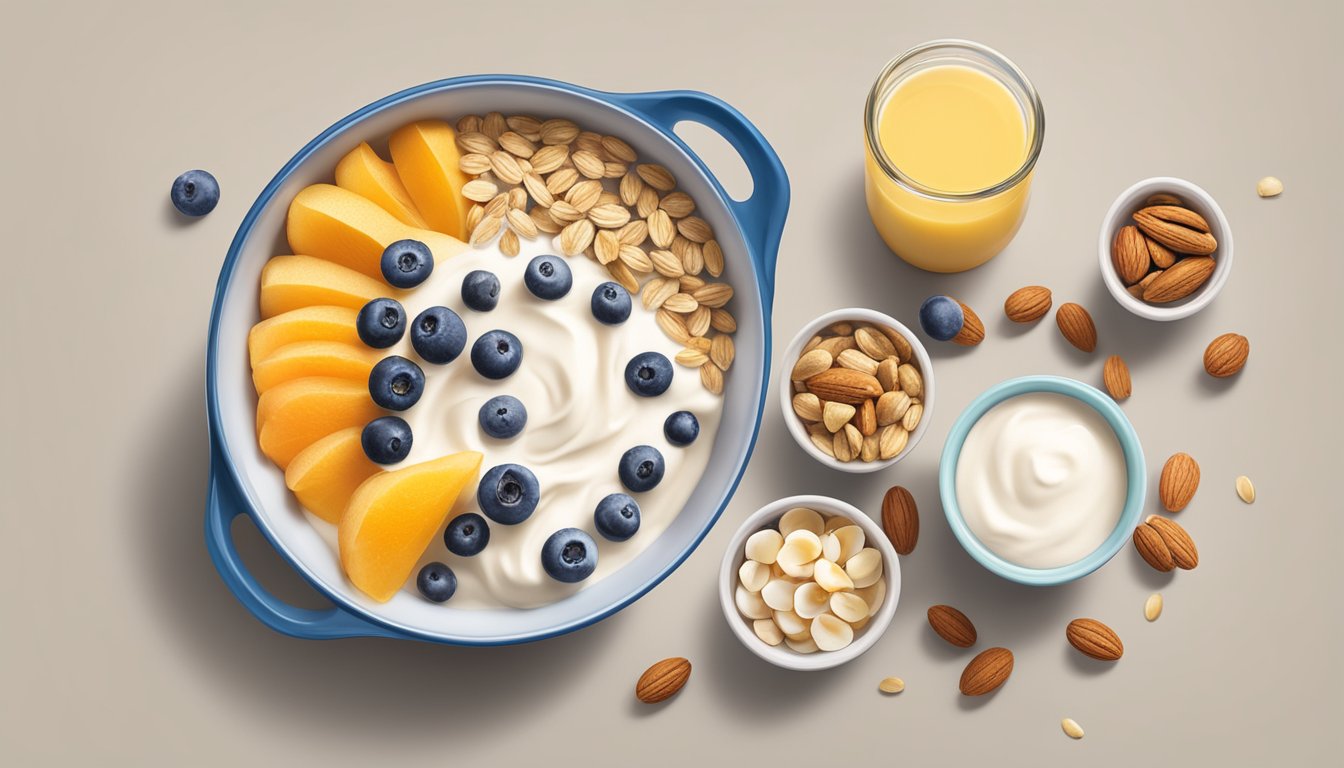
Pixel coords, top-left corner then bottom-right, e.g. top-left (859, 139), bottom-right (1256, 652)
top-left (939, 376), bottom-right (1146, 586)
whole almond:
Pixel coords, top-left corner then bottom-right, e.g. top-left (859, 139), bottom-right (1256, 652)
top-left (959, 647), bottom-right (1013, 696)
top-left (876, 358), bottom-right (900, 392)
top-left (876, 390), bottom-right (911, 426)
top-left (806, 368), bottom-right (884, 405)
top-left (1112, 225), bottom-right (1151, 285)
top-left (952, 301), bottom-right (985, 346)
top-left (928, 605), bottom-right (977, 648)
top-left (791, 349), bottom-right (832, 381)
top-left (1132, 523), bottom-right (1175, 572)
top-left (1146, 192), bottom-right (1184, 207)
top-left (1147, 516), bottom-right (1198, 570)
top-left (822, 401), bottom-right (857, 433)
top-left (635, 657), bottom-right (691, 703)
top-left (1145, 234), bottom-right (1177, 269)
top-left (1103, 355), bottom-right (1132, 400)
top-left (1142, 257), bottom-right (1216, 303)
top-left (878, 424), bottom-right (908, 460)
top-left (1128, 270), bottom-right (1161, 299)
top-left (896, 363), bottom-right (923, 399)
top-left (1004, 285), bottom-right (1052, 323)
top-left (1056, 303), bottom-right (1097, 353)
top-left (881, 485), bottom-right (919, 555)
top-left (836, 348), bottom-right (880, 376)
top-left (792, 393), bottom-right (822, 422)
top-left (854, 326), bottom-right (897, 360)
top-left (1065, 618), bottom-right (1124, 661)
top-left (1133, 205), bottom-right (1217, 255)
top-left (879, 325), bottom-right (914, 363)
top-left (1160, 452), bottom-right (1200, 512)
top-left (854, 398), bottom-right (878, 436)
top-left (1203, 333), bottom-right (1249, 378)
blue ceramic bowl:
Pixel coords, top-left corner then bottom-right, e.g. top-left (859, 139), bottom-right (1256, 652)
top-left (938, 376), bottom-right (1146, 586)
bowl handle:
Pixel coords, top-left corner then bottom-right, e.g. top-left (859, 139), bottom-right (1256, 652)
top-left (607, 90), bottom-right (789, 308)
top-left (205, 451), bottom-right (400, 640)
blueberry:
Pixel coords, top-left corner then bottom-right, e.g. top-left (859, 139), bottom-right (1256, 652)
top-left (380, 239), bottom-right (434, 289)
top-left (170, 170), bottom-right (220, 217)
top-left (524, 254), bottom-right (573, 300)
top-left (477, 463), bottom-right (540, 525)
top-left (590, 281), bottom-right (632, 325)
top-left (416, 562), bottom-right (457, 603)
top-left (918, 295), bottom-right (965, 342)
top-left (471, 330), bottom-right (523, 379)
top-left (369, 355), bottom-right (425, 411)
top-left (594, 493), bottom-right (641, 542)
top-left (478, 395), bottom-right (527, 439)
top-left (462, 270), bottom-right (501, 312)
top-left (541, 528), bottom-right (598, 583)
top-left (618, 445), bottom-right (665, 493)
top-left (624, 352), bottom-right (673, 397)
top-left (361, 416), bottom-right (412, 464)
top-left (444, 512), bottom-right (490, 557)
top-left (356, 298), bottom-right (406, 349)
top-left (664, 411), bottom-right (700, 446)
top-left (410, 306), bottom-right (467, 364)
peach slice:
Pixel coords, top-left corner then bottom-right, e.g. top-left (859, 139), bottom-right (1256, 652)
top-left (284, 427), bottom-right (381, 524)
top-left (339, 451), bottom-right (484, 602)
top-left (285, 184), bottom-right (466, 280)
top-left (247, 305), bottom-right (360, 367)
top-left (251, 340), bottom-right (380, 394)
top-left (255, 377), bottom-right (382, 469)
top-left (334, 142), bottom-right (429, 228)
top-left (388, 120), bottom-right (473, 239)
top-left (259, 254), bottom-right (392, 319)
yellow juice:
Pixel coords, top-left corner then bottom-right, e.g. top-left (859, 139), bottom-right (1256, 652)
top-left (864, 43), bottom-right (1042, 272)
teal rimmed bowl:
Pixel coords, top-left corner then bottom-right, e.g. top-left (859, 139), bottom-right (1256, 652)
top-left (938, 375), bottom-right (1146, 586)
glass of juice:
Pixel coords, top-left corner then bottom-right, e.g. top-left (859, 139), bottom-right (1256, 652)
top-left (864, 40), bottom-right (1044, 273)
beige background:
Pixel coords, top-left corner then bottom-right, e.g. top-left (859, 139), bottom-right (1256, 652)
top-left (3, 0), bottom-right (1340, 764)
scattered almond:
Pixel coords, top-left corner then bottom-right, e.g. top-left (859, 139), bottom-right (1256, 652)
top-left (878, 677), bottom-right (906, 694)
top-left (1203, 333), bottom-right (1249, 377)
top-left (881, 486), bottom-right (919, 555)
top-left (1133, 523), bottom-right (1175, 572)
top-left (1061, 718), bottom-right (1085, 740)
top-left (1065, 618), bottom-right (1124, 661)
top-left (635, 657), bottom-right (691, 703)
top-left (1004, 285), bottom-right (1052, 323)
top-left (1236, 475), bottom-right (1255, 504)
top-left (952, 301), bottom-right (985, 346)
top-left (959, 647), bottom-right (1013, 696)
top-left (1102, 355), bottom-right (1132, 400)
top-left (1159, 452), bottom-right (1200, 512)
top-left (1256, 176), bottom-right (1283, 198)
top-left (1144, 593), bottom-right (1164, 622)
top-left (1056, 303), bottom-right (1097, 353)
top-left (927, 604), bottom-right (977, 648)
top-left (1146, 515), bottom-right (1198, 569)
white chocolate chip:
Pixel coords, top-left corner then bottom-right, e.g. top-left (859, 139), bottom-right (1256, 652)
top-left (832, 525), bottom-right (866, 565)
top-left (745, 529), bottom-right (783, 564)
top-left (810, 613), bottom-right (855, 652)
top-left (776, 530), bottom-right (822, 568)
top-left (845, 548), bottom-right (883, 588)
top-left (793, 582), bottom-right (831, 619)
top-left (762, 578), bottom-right (801, 611)
top-left (855, 578), bottom-right (886, 615)
top-left (773, 609), bottom-right (809, 637)
top-left (753, 619), bottom-right (784, 646)
top-left (785, 635), bottom-right (819, 654)
top-left (830, 591), bottom-right (870, 623)
top-left (813, 559), bottom-right (854, 592)
top-left (738, 560), bottom-right (769, 592)
top-left (819, 533), bottom-right (841, 562)
top-left (735, 584), bottom-right (771, 620)
top-left (779, 507), bottom-right (825, 537)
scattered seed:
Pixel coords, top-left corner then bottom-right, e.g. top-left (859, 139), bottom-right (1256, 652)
top-left (1255, 176), bottom-right (1283, 198)
top-left (1061, 718), bottom-right (1085, 740)
top-left (878, 677), bottom-right (905, 694)
top-left (1235, 475), bottom-right (1255, 504)
top-left (1144, 593), bottom-right (1163, 622)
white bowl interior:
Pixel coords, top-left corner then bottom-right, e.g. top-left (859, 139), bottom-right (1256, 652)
top-left (1098, 176), bottom-right (1234, 321)
top-left (212, 81), bottom-right (770, 642)
top-left (717, 495), bottom-right (901, 671)
top-left (777, 308), bottom-right (934, 473)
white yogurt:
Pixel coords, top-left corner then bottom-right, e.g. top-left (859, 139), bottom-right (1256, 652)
top-left (307, 234), bottom-right (722, 609)
top-left (954, 392), bottom-right (1124, 569)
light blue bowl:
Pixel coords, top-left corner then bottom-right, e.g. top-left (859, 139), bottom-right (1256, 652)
top-left (938, 376), bottom-right (1146, 586)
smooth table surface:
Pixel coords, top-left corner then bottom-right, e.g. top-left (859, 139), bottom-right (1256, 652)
top-left (2, 1), bottom-right (1339, 764)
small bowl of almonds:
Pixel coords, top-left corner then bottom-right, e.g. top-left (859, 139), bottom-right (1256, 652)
top-left (718, 495), bottom-right (901, 671)
top-left (1100, 176), bottom-right (1234, 321)
top-left (779, 309), bottom-right (934, 472)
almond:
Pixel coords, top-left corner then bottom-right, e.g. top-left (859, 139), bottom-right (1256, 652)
top-left (635, 657), bottom-right (691, 703)
top-left (878, 325), bottom-right (914, 362)
top-left (822, 401), bottom-right (857, 433)
top-left (1133, 205), bottom-right (1217, 255)
top-left (1203, 333), bottom-right (1249, 378)
top-left (1142, 256), bottom-right (1216, 303)
top-left (1144, 234), bottom-right (1177, 269)
top-left (952, 301), bottom-right (985, 346)
top-left (1004, 285), bottom-right (1052, 323)
top-left (1056, 303), bottom-right (1097, 353)
top-left (1132, 523), bottom-right (1175, 572)
top-left (1065, 618), bottom-right (1124, 661)
top-left (792, 393), bottom-right (822, 422)
top-left (853, 398), bottom-right (877, 436)
top-left (791, 349), bottom-right (832, 381)
top-left (1112, 225), bottom-right (1151, 285)
top-left (1159, 452), bottom-right (1200, 512)
top-left (806, 368), bottom-right (884, 405)
top-left (1103, 355), bottom-right (1132, 400)
top-left (1128, 270), bottom-right (1161, 299)
top-left (927, 604), bottom-right (977, 648)
top-left (1147, 516), bottom-right (1198, 570)
top-left (881, 485), bottom-right (918, 555)
top-left (959, 647), bottom-right (1013, 696)
top-left (854, 326), bottom-right (897, 360)
top-left (836, 348), bottom-right (880, 375)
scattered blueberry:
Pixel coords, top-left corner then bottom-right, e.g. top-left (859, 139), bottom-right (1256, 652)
top-left (410, 306), bottom-right (467, 364)
top-left (523, 254), bottom-right (573, 300)
top-left (477, 463), bottom-right (540, 525)
top-left (380, 239), bottom-right (434, 289)
top-left (356, 298), bottom-right (406, 349)
top-left (618, 445), bottom-right (665, 493)
top-left (478, 395), bottom-right (527, 439)
top-left (462, 270), bottom-right (501, 312)
top-left (624, 352), bottom-right (673, 397)
top-left (170, 170), bottom-right (220, 217)
top-left (594, 493), bottom-right (641, 542)
top-left (416, 562), bottom-right (457, 603)
top-left (369, 355), bottom-right (425, 411)
top-left (590, 281), bottom-right (632, 325)
top-left (471, 330), bottom-right (523, 379)
top-left (541, 528), bottom-right (598, 583)
top-left (918, 295), bottom-right (965, 342)
top-left (361, 416), bottom-right (412, 464)
top-left (664, 411), bottom-right (700, 446)
top-left (444, 513), bottom-right (490, 557)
